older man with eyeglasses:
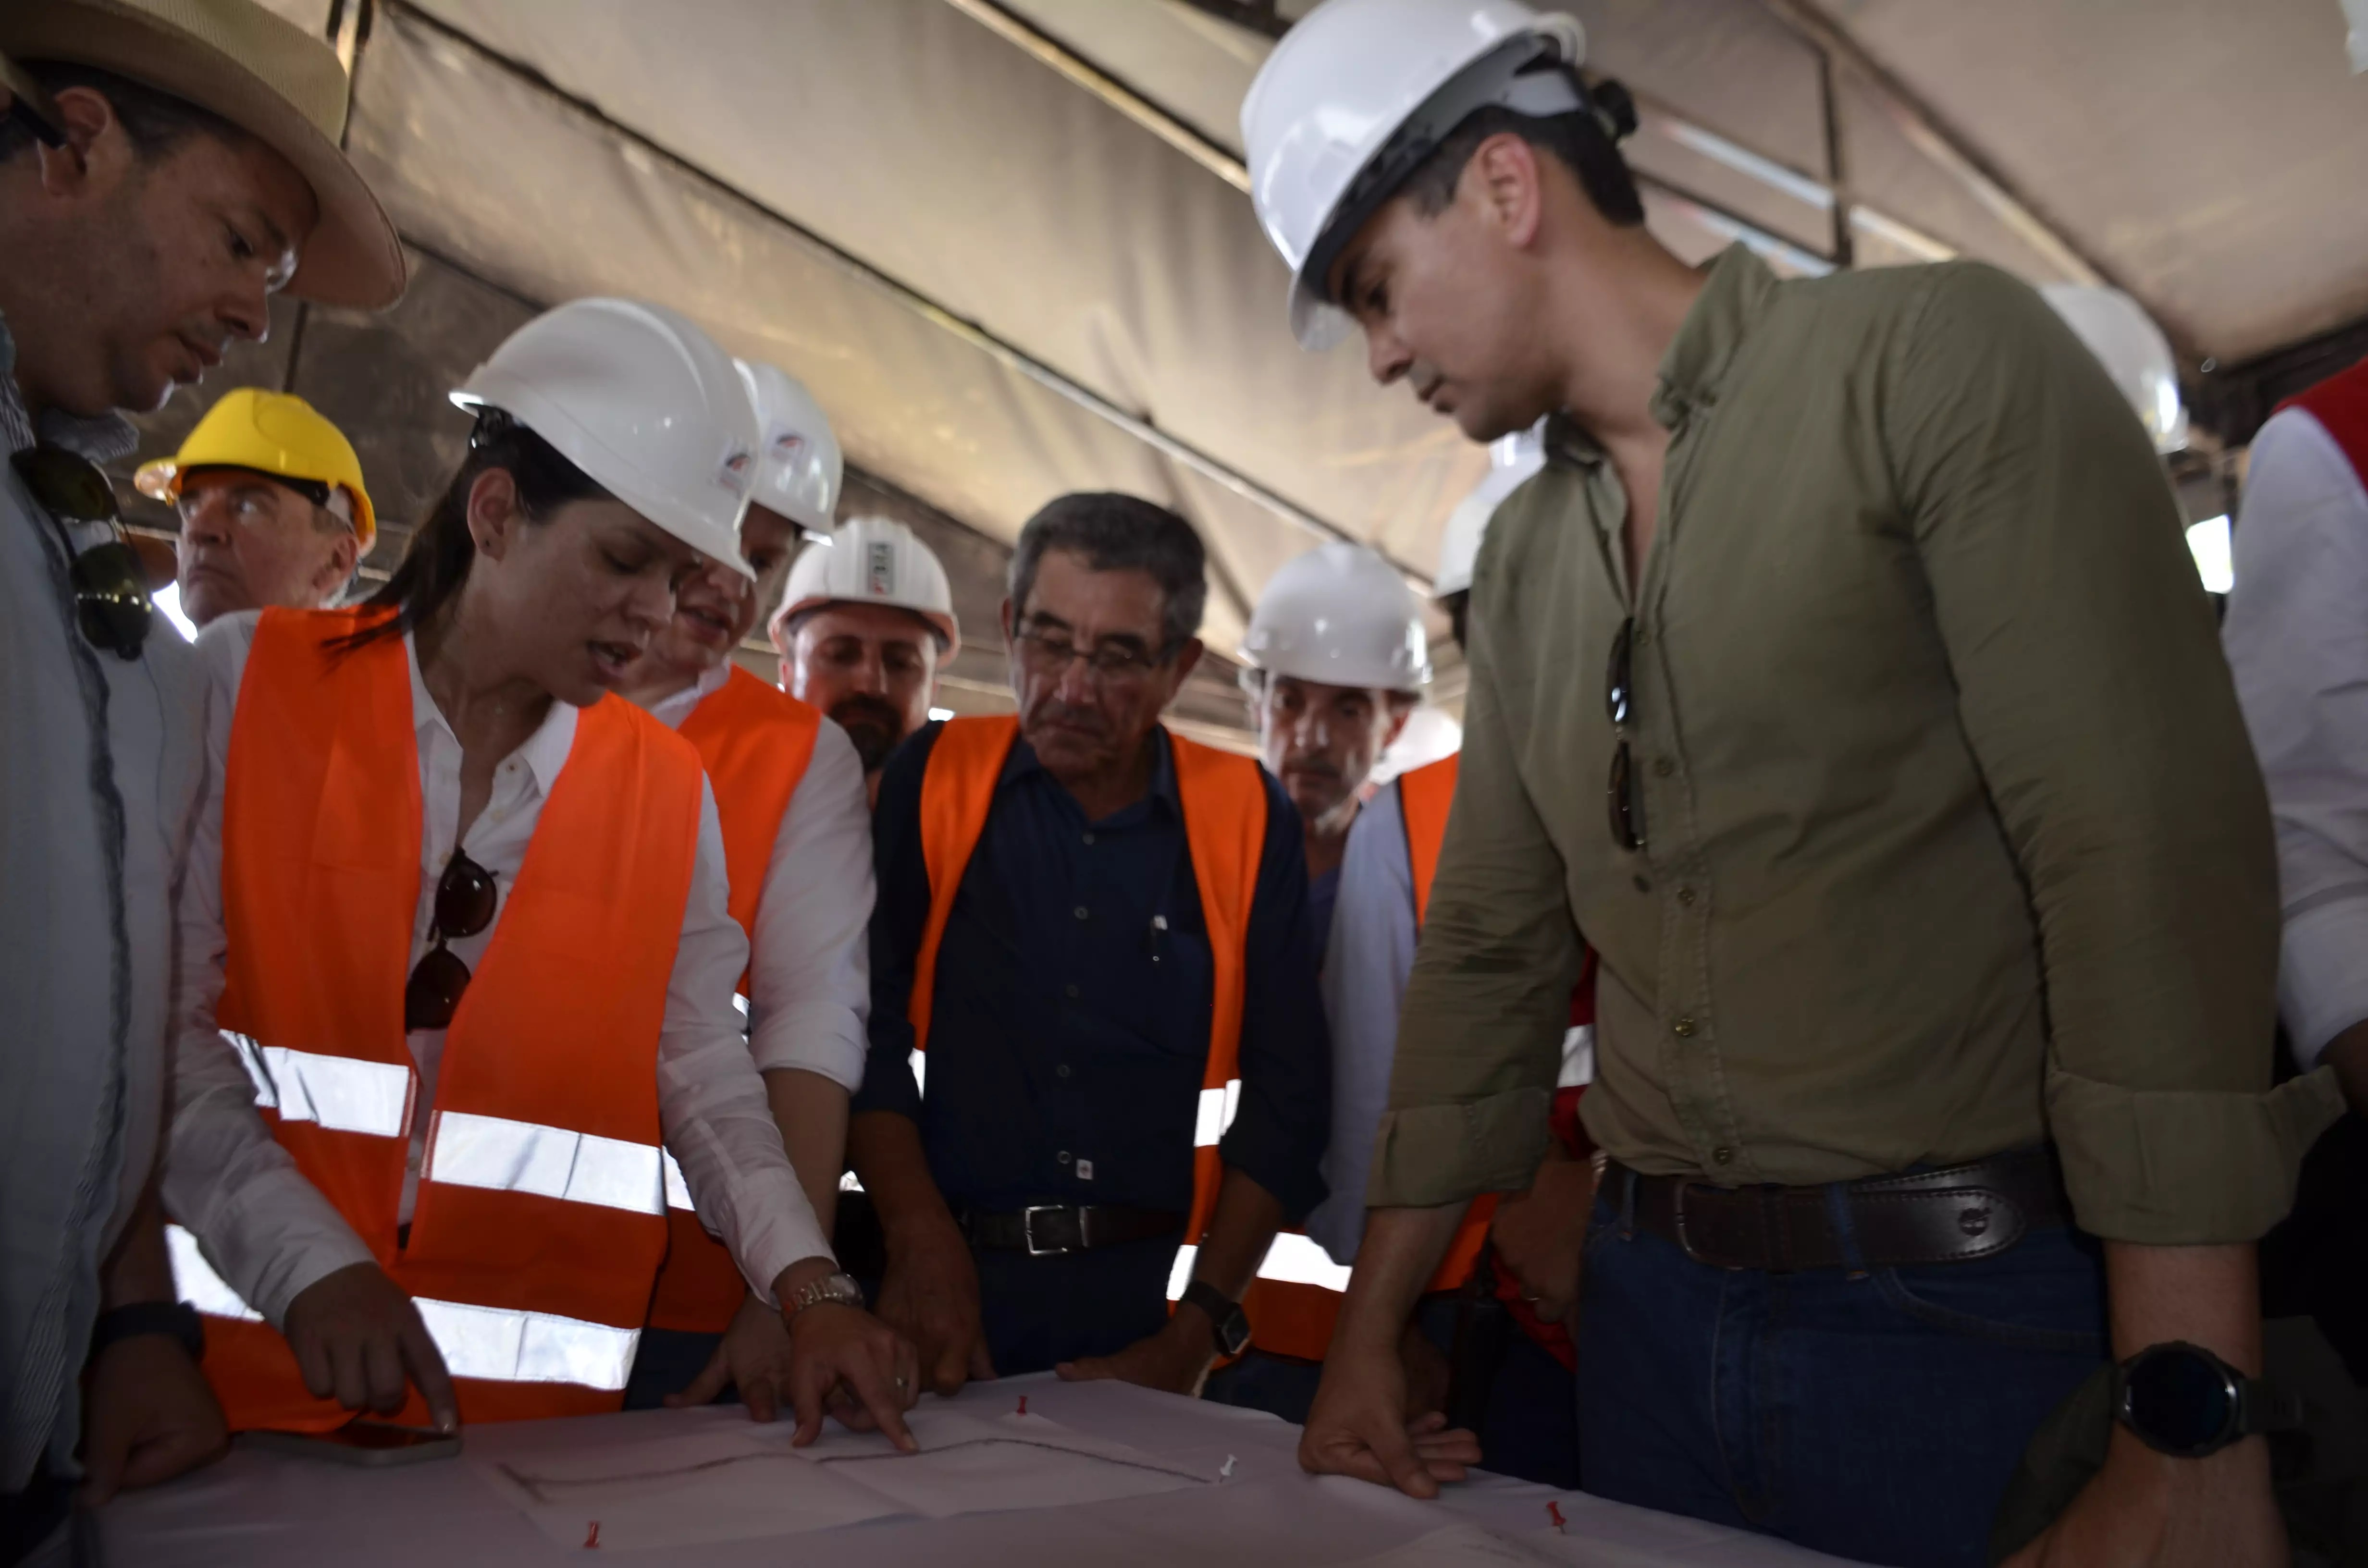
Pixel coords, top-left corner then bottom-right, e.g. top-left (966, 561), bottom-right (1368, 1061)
top-left (846, 492), bottom-right (1334, 1403)
top-left (0, 1), bottom-right (405, 1556)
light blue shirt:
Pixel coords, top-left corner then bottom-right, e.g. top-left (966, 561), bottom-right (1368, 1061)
top-left (0, 320), bottom-right (204, 1488)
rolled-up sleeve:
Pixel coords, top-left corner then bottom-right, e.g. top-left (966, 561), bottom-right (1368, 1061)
top-left (1888, 263), bottom-right (2342, 1244)
top-left (1215, 769), bottom-right (1330, 1223)
top-left (1374, 533), bottom-right (1583, 1209)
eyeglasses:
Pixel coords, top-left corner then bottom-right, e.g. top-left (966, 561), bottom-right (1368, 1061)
top-left (12, 446), bottom-right (152, 661)
top-left (1012, 626), bottom-right (1171, 689)
top-left (404, 851), bottom-right (499, 1031)
top-left (1605, 617), bottom-right (1645, 852)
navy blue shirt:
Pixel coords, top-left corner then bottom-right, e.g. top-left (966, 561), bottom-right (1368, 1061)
top-left (856, 723), bottom-right (1331, 1225)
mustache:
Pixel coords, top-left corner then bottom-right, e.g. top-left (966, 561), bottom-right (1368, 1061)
top-left (1027, 699), bottom-right (1110, 737)
top-left (1285, 757), bottom-right (1343, 781)
top-left (829, 692), bottom-right (909, 773)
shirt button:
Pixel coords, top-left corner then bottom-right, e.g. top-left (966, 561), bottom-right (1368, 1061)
top-left (1631, 874), bottom-right (1650, 894)
top-left (1633, 626), bottom-right (1651, 646)
top-left (1056, 1064), bottom-right (1072, 1079)
top-left (1653, 757), bottom-right (1675, 778)
top-left (1064, 983), bottom-right (1080, 1000)
top-left (1713, 1146), bottom-right (1734, 1165)
top-left (1677, 886), bottom-right (1697, 906)
top-left (1073, 905), bottom-right (1090, 921)
top-left (1057, 1151), bottom-right (1072, 1164)
top-left (1082, 832), bottom-right (1096, 846)
top-left (1673, 1016), bottom-right (1697, 1038)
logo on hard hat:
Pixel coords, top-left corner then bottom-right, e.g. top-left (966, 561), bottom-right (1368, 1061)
top-left (867, 541), bottom-right (896, 597)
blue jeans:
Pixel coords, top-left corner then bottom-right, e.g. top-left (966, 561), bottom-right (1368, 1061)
top-left (1576, 1178), bottom-right (2108, 1568)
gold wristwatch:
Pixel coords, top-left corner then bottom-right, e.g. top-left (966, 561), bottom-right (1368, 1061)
top-left (784, 1271), bottom-right (865, 1320)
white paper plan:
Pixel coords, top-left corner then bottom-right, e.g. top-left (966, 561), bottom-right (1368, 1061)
top-left (474, 1407), bottom-right (1215, 1551)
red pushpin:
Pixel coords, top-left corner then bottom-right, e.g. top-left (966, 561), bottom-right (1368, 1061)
top-left (584, 1521), bottom-right (603, 1548)
top-left (1017, 1395), bottom-right (1029, 1416)
top-left (1546, 1502), bottom-right (1567, 1534)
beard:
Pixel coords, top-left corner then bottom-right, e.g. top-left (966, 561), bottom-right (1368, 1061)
top-left (831, 692), bottom-right (911, 774)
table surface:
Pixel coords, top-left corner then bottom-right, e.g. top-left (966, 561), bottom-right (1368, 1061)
top-left (102, 1374), bottom-right (1864, 1567)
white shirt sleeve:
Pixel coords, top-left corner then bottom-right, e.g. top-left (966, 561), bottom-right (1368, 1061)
top-left (164, 614), bottom-right (377, 1327)
top-left (658, 780), bottom-right (834, 1305)
top-left (2221, 406), bottom-right (2368, 1069)
top-left (744, 719), bottom-right (873, 1089)
top-left (1304, 785), bottom-right (1418, 1265)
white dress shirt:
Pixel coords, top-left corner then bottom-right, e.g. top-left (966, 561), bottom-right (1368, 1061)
top-left (644, 661), bottom-right (873, 1091)
top-left (165, 613), bottom-right (830, 1327)
top-left (2223, 404), bottom-right (2368, 1069)
top-left (1, 328), bottom-right (204, 1489)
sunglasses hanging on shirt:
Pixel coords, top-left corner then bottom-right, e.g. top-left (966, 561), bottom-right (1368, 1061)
top-left (404, 850), bottom-right (499, 1031)
top-left (1605, 616), bottom-right (1646, 852)
top-left (12, 445), bottom-right (153, 661)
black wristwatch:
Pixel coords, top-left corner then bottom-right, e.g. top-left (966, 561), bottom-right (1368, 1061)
top-left (2113, 1340), bottom-right (2300, 1458)
top-left (89, 1301), bottom-right (206, 1365)
top-left (1178, 1282), bottom-right (1250, 1358)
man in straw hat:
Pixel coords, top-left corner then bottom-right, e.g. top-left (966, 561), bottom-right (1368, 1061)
top-left (0, 1), bottom-right (404, 1556)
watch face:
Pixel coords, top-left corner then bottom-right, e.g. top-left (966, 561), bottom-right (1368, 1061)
top-left (2123, 1345), bottom-right (2239, 1457)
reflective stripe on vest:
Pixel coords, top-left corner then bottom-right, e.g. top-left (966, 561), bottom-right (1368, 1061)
top-left (202, 607), bottom-right (699, 1431)
top-left (909, 715), bottom-right (1265, 1303)
top-left (645, 670), bottom-right (823, 1332)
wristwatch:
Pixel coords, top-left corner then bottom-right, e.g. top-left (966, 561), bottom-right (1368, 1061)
top-left (2113, 1340), bottom-right (2301, 1458)
top-left (1179, 1281), bottom-right (1251, 1359)
top-left (783, 1272), bottom-right (865, 1320)
top-left (89, 1301), bottom-right (206, 1364)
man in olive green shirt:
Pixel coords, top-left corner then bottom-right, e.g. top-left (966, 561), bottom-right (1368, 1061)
top-left (1243, 3), bottom-right (2342, 1566)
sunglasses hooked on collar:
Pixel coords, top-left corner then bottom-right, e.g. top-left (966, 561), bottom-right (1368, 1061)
top-left (12, 445), bottom-right (154, 661)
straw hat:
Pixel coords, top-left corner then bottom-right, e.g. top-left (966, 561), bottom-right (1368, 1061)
top-left (0, 0), bottom-right (405, 308)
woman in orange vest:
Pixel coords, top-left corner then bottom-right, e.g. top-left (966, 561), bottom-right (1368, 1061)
top-left (161, 300), bottom-right (917, 1449)
top-left (613, 361), bottom-right (893, 1417)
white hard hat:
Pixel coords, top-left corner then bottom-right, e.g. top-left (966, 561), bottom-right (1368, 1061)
top-left (1240, 540), bottom-right (1430, 692)
top-left (773, 515), bottom-right (961, 649)
top-left (1436, 421), bottom-right (1546, 597)
top-left (2040, 284), bottom-right (2188, 455)
top-left (1242, 0), bottom-right (1588, 351)
top-left (453, 298), bottom-right (760, 579)
top-left (737, 359), bottom-right (844, 531)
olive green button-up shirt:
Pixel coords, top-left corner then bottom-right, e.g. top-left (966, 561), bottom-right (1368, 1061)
top-left (1377, 245), bottom-right (2342, 1245)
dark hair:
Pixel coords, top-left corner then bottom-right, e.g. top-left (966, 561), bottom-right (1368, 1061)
top-left (1008, 493), bottom-right (1207, 656)
top-left (0, 61), bottom-right (248, 164)
top-left (1441, 589), bottom-right (1471, 654)
top-left (1400, 95), bottom-right (1644, 229)
top-left (336, 409), bottom-right (610, 652)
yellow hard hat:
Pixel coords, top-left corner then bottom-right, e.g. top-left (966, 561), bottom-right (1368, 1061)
top-left (136, 388), bottom-right (376, 552)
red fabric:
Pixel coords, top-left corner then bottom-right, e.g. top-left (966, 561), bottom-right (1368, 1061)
top-left (2278, 355), bottom-right (2368, 493)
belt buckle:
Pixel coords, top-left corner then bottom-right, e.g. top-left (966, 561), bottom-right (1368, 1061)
top-left (1670, 1181), bottom-right (1710, 1266)
top-left (1021, 1204), bottom-right (1072, 1256)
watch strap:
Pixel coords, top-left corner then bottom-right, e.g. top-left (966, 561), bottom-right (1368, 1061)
top-left (784, 1271), bottom-right (865, 1320)
top-left (1178, 1281), bottom-right (1249, 1357)
top-left (90, 1300), bottom-right (205, 1364)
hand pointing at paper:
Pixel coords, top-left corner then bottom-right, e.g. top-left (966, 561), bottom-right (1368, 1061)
top-left (772, 1258), bottom-right (921, 1451)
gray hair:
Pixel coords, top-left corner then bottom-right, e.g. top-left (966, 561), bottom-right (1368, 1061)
top-left (1008, 493), bottom-right (1207, 655)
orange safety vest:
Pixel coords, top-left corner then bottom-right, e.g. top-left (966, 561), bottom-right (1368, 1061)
top-left (646, 665), bottom-right (824, 1334)
top-left (907, 716), bottom-right (1265, 1314)
top-left (195, 607), bottom-right (703, 1431)
top-left (1243, 755), bottom-right (1495, 1363)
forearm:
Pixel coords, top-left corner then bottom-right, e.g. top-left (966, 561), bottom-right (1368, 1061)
top-left (1189, 1167), bottom-right (1286, 1300)
top-left (846, 1110), bottom-right (957, 1241)
top-left (1331, 1204), bottom-right (1468, 1355)
top-left (100, 1180), bottom-right (177, 1311)
top-left (2103, 1240), bottom-right (2260, 1374)
top-left (765, 1068), bottom-right (850, 1237)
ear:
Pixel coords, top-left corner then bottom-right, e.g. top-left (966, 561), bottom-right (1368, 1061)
top-left (315, 526), bottom-right (360, 598)
top-left (1381, 698), bottom-right (1415, 751)
top-left (998, 596), bottom-right (1016, 647)
top-left (464, 468), bottom-right (521, 562)
top-left (1467, 131), bottom-right (1546, 251)
top-left (33, 85), bottom-right (127, 199)
top-left (1168, 636), bottom-right (1205, 688)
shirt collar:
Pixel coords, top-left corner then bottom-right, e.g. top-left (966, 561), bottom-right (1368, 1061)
top-left (405, 630), bottom-right (581, 798)
top-left (1648, 243), bottom-right (1782, 431)
top-left (0, 313), bottom-right (142, 464)
top-left (1002, 723), bottom-right (1183, 819)
top-left (644, 658), bottom-right (735, 731)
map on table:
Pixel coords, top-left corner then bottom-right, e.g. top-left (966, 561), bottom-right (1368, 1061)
top-left (474, 1407), bottom-right (1216, 1551)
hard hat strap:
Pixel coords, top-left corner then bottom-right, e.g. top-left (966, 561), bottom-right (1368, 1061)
top-left (1301, 36), bottom-right (1588, 311)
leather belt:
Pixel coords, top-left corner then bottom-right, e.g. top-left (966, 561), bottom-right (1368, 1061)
top-left (1608, 1146), bottom-right (2067, 1272)
top-left (962, 1204), bottom-right (1184, 1257)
